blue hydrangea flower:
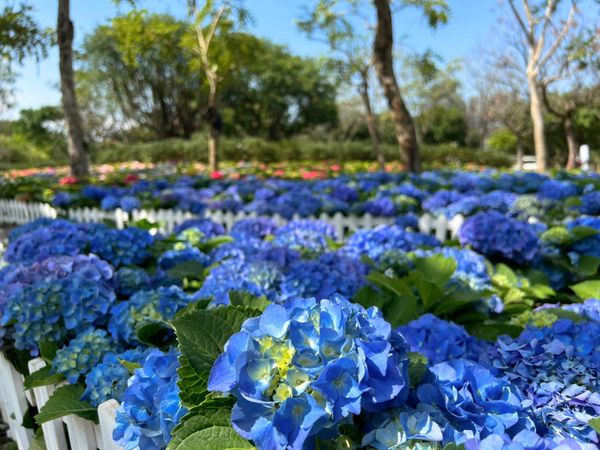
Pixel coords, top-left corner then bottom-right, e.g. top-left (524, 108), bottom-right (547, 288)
top-left (52, 192), bottom-right (74, 207)
top-left (208, 295), bottom-right (409, 449)
top-left (537, 180), bottom-right (578, 201)
top-left (363, 197), bottom-right (397, 217)
top-left (89, 226), bottom-right (155, 267)
top-left (108, 286), bottom-right (192, 345)
top-left (417, 359), bottom-right (534, 443)
top-left (173, 218), bottom-right (225, 238)
top-left (398, 315), bottom-right (488, 365)
top-left (83, 348), bottom-right (150, 407)
top-left (115, 267), bottom-right (151, 298)
top-left (362, 405), bottom-right (444, 449)
top-left (51, 329), bottom-right (115, 384)
top-left (119, 196), bottom-right (141, 212)
top-left (4, 219), bottom-right (90, 264)
top-left (273, 220), bottom-right (337, 254)
top-left (101, 195), bottom-right (120, 210)
top-left (342, 225), bottom-right (439, 262)
top-left (485, 320), bottom-right (600, 445)
top-left (580, 191), bottom-right (600, 215)
top-left (414, 247), bottom-right (490, 289)
top-left (230, 218), bottom-right (278, 243)
top-left (559, 298), bottom-right (600, 323)
top-left (459, 211), bottom-right (541, 266)
top-left (2, 255), bottom-right (116, 355)
top-left (113, 348), bottom-right (187, 450)
top-left (157, 246), bottom-right (210, 271)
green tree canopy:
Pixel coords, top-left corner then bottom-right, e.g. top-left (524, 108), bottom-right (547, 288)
top-left (78, 11), bottom-right (337, 141)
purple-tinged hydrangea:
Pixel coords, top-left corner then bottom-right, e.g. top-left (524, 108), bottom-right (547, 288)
top-left (363, 197), bottom-right (397, 217)
top-left (459, 211), bottom-right (541, 266)
top-left (398, 315), bottom-right (488, 365)
top-left (51, 329), bottom-right (114, 384)
top-left (230, 217), bottom-right (278, 243)
top-left (113, 349), bottom-right (187, 450)
top-left (83, 348), bottom-right (150, 407)
top-left (4, 219), bottom-right (90, 264)
top-left (89, 226), bottom-right (155, 267)
top-left (417, 359), bottom-right (534, 444)
top-left (273, 220), bottom-right (337, 254)
top-left (1, 255), bottom-right (116, 355)
top-left (342, 225), bottom-right (439, 262)
top-left (108, 286), bottom-right (193, 345)
top-left (485, 320), bottom-right (600, 445)
top-left (559, 298), bottom-right (600, 323)
top-left (208, 295), bottom-right (409, 450)
top-left (422, 190), bottom-right (463, 215)
top-left (52, 192), bottom-right (74, 207)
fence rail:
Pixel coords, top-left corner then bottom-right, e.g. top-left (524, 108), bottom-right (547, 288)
top-left (0, 199), bottom-right (464, 240)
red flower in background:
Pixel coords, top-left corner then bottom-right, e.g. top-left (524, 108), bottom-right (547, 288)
top-left (330, 164), bottom-right (341, 172)
top-left (124, 174), bottom-right (140, 185)
top-left (59, 176), bottom-right (78, 185)
top-left (301, 171), bottom-right (323, 180)
top-left (274, 169), bottom-right (286, 177)
top-left (210, 171), bottom-right (225, 180)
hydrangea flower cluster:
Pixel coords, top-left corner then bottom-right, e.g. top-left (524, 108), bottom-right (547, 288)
top-left (342, 225), bottom-right (439, 262)
top-left (89, 226), bottom-right (155, 267)
top-left (113, 349), bottom-right (187, 450)
top-left (485, 319), bottom-right (600, 444)
top-left (208, 295), bottom-right (409, 449)
top-left (459, 211), bottom-right (541, 265)
top-left (272, 220), bottom-right (337, 254)
top-left (115, 267), bottom-right (151, 298)
top-left (109, 286), bottom-right (193, 344)
top-left (398, 314), bottom-right (487, 365)
top-left (2, 255), bottom-right (116, 355)
top-left (4, 219), bottom-right (90, 264)
top-left (52, 329), bottom-right (114, 384)
top-left (157, 246), bottom-right (211, 271)
top-left (83, 348), bottom-right (150, 407)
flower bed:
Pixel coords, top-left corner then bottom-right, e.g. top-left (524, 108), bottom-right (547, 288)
top-left (0, 173), bottom-right (599, 449)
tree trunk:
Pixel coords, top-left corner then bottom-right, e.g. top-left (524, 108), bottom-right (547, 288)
top-left (57, 0), bottom-right (89, 178)
top-left (358, 69), bottom-right (385, 171)
top-left (527, 76), bottom-right (548, 173)
top-left (564, 113), bottom-right (578, 170)
top-left (515, 140), bottom-right (524, 170)
top-left (372, 0), bottom-right (420, 172)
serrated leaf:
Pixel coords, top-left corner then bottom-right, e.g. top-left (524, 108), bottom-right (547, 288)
top-left (168, 406), bottom-right (232, 449)
top-left (39, 341), bottom-right (60, 363)
top-left (172, 306), bottom-right (259, 376)
top-left (228, 291), bottom-right (270, 312)
top-left (24, 365), bottom-right (65, 389)
top-left (174, 425), bottom-right (253, 449)
top-left (571, 280), bottom-right (600, 300)
top-left (136, 321), bottom-right (176, 348)
top-left (35, 384), bottom-right (98, 424)
top-left (177, 354), bottom-right (209, 408)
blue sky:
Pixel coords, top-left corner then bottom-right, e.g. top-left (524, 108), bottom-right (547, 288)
top-left (10, 0), bottom-right (500, 117)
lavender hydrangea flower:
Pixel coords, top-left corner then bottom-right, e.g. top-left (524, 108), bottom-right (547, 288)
top-left (459, 211), bottom-right (541, 266)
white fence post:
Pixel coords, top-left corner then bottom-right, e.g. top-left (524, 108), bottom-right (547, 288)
top-left (27, 358), bottom-right (68, 450)
top-left (98, 400), bottom-right (122, 450)
top-left (62, 415), bottom-right (98, 449)
top-left (0, 352), bottom-right (33, 450)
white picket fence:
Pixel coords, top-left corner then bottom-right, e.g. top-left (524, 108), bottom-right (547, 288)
top-left (0, 199), bottom-right (464, 241)
top-left (0, 352), bottom-right (121, 450)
